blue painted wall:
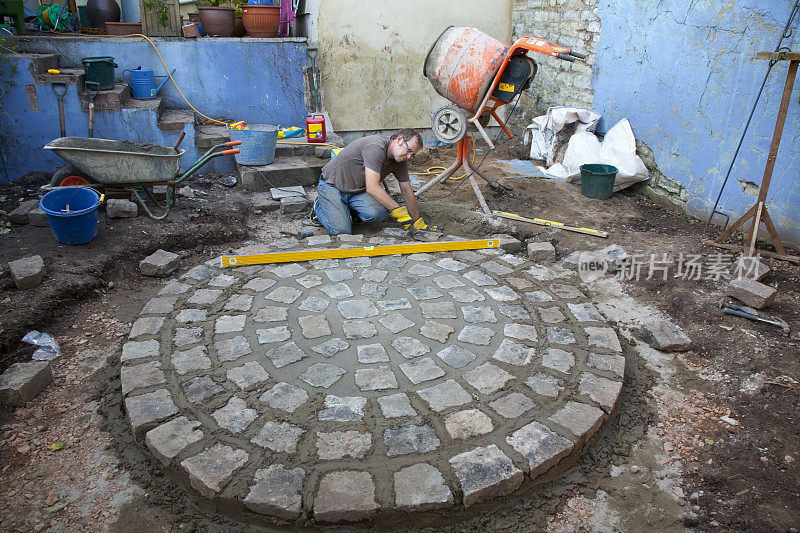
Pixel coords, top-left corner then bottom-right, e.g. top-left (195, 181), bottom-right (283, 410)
top-left (0, 38), bottom-right (308, 181)
top-left (592, 1), bottom-right (800, 247)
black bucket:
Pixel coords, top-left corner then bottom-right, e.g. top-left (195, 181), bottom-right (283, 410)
top-left (81, 57), bottom-right (118, 91)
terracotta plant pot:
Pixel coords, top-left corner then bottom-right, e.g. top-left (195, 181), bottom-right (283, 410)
top-left (198, 6), bottom-right (234, 37)
top-left (233, 15), bottom-right (246, 37)
top-left (105, 21), bottom-right (142, 35)
top-left (241, 5), bottom-right (280, 38)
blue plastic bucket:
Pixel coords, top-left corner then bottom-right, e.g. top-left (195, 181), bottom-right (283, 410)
top-left (228, 124), bottom-right (279, 165)
top-left (39, 187), bottom-right (101, 245)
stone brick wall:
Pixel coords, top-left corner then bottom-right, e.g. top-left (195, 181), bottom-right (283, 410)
top-left (509, 0), bottom-right (599, 133)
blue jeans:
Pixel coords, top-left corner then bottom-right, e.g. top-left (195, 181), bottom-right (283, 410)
top-left (315, 178), bottom-right (388, 235)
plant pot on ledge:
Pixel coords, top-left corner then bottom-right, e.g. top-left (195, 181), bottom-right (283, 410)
top-left (198, 5), bottom-right (234, 37)
top-left (241, 5), bottom-right (279, 37)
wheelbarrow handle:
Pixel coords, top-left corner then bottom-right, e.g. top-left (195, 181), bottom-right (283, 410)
top-left (227, 140), bottom-right (242, 147)
top-left (222, 148), bottom-right (240, 156)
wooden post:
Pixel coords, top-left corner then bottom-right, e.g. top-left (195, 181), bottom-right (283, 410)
top-left (712, 52), bottom-right (799, 262)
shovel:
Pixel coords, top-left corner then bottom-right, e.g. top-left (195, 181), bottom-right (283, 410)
top-left (85, 81), bottom-right (100, 138)
top-left (51, 81), bottom-right (67, 137)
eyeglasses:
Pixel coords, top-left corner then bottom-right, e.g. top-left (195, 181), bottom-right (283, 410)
top-left (403, 140), bottom-right (415, 158)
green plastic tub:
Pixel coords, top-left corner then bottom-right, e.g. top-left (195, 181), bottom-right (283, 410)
top-left (579, 163), bottom-right (618, 199)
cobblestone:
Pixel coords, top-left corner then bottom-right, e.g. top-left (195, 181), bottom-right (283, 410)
top-left (122, 236), bottom-right (625, 523)
top-left (314, 471), bottom-right (378, 523)
top-left (444, 408), bottom-right (494, 438)
top-left (449, 445), bottom-right (523, 507)
top-left (298, 297), bottom-right (329, 312)
top-left (145, 416), bottom-right (203, 466)
top-left (316, 431), bottom-right (372, 459)
top-left (394, 463), bottom-right (453, 511)
top-left (300, 363), bottom-right (347, 388)
top-left (384, 424), bottom-right (441, 456)
top-left (399, 358), bottom-right (445, 384)
top-left (180, 444), bottom-right (248, 498)
top-left (244, 464), bottom-right (304, 519)
top-left (377, 393), bottom-right (417, 418)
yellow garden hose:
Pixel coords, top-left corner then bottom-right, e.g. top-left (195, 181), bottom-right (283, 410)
top-left (411, 134), bottom-right (477, 181)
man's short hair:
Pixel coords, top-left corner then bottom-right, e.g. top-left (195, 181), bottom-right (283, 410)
top-left (391, 128), bottom-right (422, 148)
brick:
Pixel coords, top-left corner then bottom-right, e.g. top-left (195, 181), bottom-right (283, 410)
top-left (0, 362), bottom-right (52, 406)
top-left (139, 249), bottom-right (180, 277)
top-left (726, 278), bottom-right (777, 309)
top-left (106, 199), bottom-right (138, 218)
top-left (8, 255), bottom-right (45, 290)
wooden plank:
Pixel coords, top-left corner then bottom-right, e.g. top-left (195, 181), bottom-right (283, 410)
top-left (756, 52), bottom-right (800, 60)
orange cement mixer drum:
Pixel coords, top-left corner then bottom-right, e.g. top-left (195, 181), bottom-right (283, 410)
top-left (424, 26), bottom-right (509, 114)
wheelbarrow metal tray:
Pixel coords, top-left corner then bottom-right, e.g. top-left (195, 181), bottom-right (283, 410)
top-left (44, 137), bottom-right (185, 185)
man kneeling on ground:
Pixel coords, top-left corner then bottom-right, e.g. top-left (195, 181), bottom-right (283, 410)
top-left (314, 128), bottom-right (442, 236)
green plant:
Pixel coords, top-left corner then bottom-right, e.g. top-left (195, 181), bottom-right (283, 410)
top-left (142, 0), bottom-right (170, 26)
top-left (233, 0), bottom-right (247, 16)
top-left (195, 0), bottom-right (236, 7)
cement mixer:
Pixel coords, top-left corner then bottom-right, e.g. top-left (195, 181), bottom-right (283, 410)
top-left (423, 26), bottom-right (585, 147)
top-left (416, 26), bottom-right (585, 213)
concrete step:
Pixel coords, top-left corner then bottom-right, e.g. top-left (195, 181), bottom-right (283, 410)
top-left (79, 83), bottom-right (133, 112)
top-left (159, 109), bottom-right (195, 132)
top-left (239, 155), bottom-right (326, 190)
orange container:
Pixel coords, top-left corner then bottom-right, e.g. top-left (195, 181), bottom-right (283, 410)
top-left (424, 26), bottom-right (509, 113)
top-left (306, 114), bottom-right (326, 143)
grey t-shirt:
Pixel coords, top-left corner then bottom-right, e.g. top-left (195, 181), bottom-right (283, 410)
top-left (321, 135), bottom-right (410, 194)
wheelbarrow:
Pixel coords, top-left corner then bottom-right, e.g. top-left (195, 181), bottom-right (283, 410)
top-left (42, 135), bottom-right (240, 219)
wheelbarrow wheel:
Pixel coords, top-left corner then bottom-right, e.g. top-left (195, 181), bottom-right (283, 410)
top-left (49, 165), bottom-right (92, 187)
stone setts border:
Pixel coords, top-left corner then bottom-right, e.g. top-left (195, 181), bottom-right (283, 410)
top-left (120, 231), bottom-right (625, 524)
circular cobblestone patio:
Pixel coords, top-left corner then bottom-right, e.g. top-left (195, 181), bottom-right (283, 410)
top-left (120, 231), bottom-right (625, 524)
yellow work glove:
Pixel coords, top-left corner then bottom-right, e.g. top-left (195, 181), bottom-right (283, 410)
top-left (412, 216), bottom-right (443, 233)
top-left (390, 206), bottom-right (413, 227)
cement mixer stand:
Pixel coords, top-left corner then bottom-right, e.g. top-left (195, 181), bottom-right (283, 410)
top-left (414, 123), bottom-right (501, 215)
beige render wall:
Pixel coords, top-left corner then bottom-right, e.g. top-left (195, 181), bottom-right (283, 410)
top-left (317, 1), bottom-right (513, 132)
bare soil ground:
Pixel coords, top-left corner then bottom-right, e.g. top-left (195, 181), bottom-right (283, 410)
top-left (0, 142), bottom-right (798, 532)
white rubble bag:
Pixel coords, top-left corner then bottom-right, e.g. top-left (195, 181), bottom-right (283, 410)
top-left (532, 118), bottom-right (650, 191)
top-left (524, 106), bottom-right (601, 166)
